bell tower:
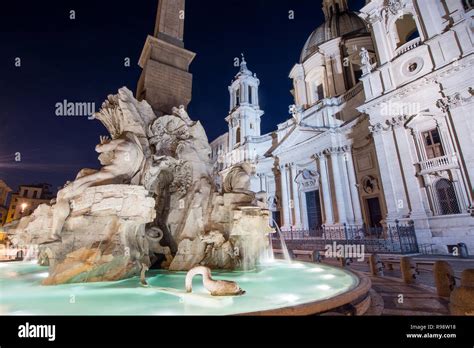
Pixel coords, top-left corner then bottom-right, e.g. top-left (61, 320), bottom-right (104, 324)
top-left (225, 54), bottom-right (264, 149)
top-left (137, 0), bottom-right (196, 116)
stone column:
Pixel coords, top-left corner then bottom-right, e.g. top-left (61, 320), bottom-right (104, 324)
top-left (392, 120), bottom-right (429, 218)
top-left (367, 17), bottom-right (391, 65)
top-left (452, 169), bottom-right (470, 214)
top-left (339, 148), bottom-right (355, 223)
top-left (416, 0), bottom-right (443, 38)
top-left (279, 164), bottom-right (291, 229)
top-left (229, 87), bottom-right (234, 110)
top-left (328, 148), bottom-right (346, 224)
top-left (290, 164), bottom-right (302, 229)
top-left (324, 57), bottom-right (336, 97)
top-left (316, 152), bottom-right (334, 225)
top-left (285, 164), bottom-right (295, 227)
top-left (242, 82), bottom-right (248, 104)
top-left (440, 96), bottom-right (474, 209)
top-left (345, 147), bottom-right (363, 225)
top-left (370, 123), bottom-right (409, 221)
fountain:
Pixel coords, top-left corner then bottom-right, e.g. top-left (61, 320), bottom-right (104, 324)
top-left (1, 88), bottom-right (371, 315)
top-left (271, 219), bottom-right (292, 263)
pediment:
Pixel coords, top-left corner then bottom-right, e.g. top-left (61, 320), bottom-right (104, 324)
top-left (270, 125), bottom-right (324, 156)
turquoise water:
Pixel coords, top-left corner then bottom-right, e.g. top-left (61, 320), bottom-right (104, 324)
top-left (0, 260), bottom-right (358, 315)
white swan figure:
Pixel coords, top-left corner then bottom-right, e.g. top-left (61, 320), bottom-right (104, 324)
top-left (185, 266), bottom-right (245, 296)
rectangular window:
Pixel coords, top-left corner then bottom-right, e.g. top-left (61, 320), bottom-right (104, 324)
top-left (423, 129), bottom-right (444, 159)
top-left (23, 189), bottom-right (29, 197)
top-left (248, 86), bottom-right (252, 104)
top-left (316, 84), bottom-right (324, 100)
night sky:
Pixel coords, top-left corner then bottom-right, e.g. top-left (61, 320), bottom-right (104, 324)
top-left (0, 0), bottom-right (365, 192)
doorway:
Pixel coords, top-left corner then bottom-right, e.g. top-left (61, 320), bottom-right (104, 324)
top-left (366, 197), bottom-right (382, 227)
top-left (305, 190), bottom-right (322, 231)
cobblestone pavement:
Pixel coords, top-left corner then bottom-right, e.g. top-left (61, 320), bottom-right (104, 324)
top-left (315, 255), bottom-right (474, 316)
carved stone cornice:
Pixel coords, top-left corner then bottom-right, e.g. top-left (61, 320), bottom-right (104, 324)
top-left (366, 11), bottom-right (382, 25)
top-left (324, 146), bottom-right (349, 156)
top-left (369, 122), bottom-right (390, 134)
top-left (436, 89), bottom-right (474, 112)
top-left (314, 152), bottom-right (327, 161)
top-left (359, 77), bottom-right (433, 113)
top-left (387, 115), bottom-right (407, 129)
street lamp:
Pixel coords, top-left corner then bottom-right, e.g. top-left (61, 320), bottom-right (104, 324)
top-left (20, 203), bottom-right (28, 214)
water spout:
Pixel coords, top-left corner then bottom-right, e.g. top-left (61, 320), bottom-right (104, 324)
top-left (271, 219), bottom-right (291, 263)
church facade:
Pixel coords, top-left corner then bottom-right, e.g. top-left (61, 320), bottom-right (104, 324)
top-left (210, 0), bottom-right (474, 254)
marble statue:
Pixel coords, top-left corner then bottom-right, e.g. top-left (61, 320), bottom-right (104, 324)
top-left (185, 265), bottom-right (245, 296)
top-left (6, 87), bottom-right (273, 285)
top-left (360, 47), bottom-right (372, 74)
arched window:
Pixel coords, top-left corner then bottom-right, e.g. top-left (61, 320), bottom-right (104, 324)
top-left (235, 88), bottom-right (240, 107)
top-left (248, 86), bottom-right (253, 104)
top-left (394, 14), bottom-right (419, 48)
top-left (236, 127), bottom-right (241, 144)
top-left (436, 179), bottom-right (460, 215)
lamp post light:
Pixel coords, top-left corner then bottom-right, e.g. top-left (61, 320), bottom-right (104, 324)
top-left (20, 203), bottom-right (28, 216)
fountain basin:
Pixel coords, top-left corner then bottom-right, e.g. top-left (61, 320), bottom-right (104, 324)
top-left (0, 260), bottom-right (370, 315)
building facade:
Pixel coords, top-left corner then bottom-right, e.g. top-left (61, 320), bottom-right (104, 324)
top-left (211, 0), bottom-right (474, 254)
top-left (0, 180), bottom-right (12, 226)
top-left (5, 184), bottom-right (54, 224)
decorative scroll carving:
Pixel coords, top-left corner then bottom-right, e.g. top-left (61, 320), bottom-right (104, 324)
top-left (361, 175), bottom-right (380, 194)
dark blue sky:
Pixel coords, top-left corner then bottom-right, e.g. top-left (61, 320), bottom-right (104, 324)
top-left (0, 0), bottom-right (365, 191)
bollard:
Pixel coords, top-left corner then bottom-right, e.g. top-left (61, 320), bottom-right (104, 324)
top-left (339, 257), bottom-right (345, 267)
top-left (313, 251), bottom-right (322, 263)
top-left (433, 261), bottom-right (455, 297)
top-left (400, 256), bottom-right (416, 284)
top-left (449, 269), bottom-right (474, 315)
top-left (369, 254), bottom-right (384, 276)
top-left (339, 257), bottom-right (352, 267)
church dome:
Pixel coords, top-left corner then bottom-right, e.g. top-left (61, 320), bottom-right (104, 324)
top-left (300, 11), bottom-right (368, 63)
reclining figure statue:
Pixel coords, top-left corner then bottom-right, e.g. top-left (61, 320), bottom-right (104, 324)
top-left (49, 132), bottom-right (145, 242)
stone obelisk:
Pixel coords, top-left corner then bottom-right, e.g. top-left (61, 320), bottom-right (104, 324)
top-left (137, 0), bottom-right (196, 116)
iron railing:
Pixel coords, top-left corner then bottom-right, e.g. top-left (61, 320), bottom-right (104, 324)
top-left (272, 220), bottom-right (419, 254)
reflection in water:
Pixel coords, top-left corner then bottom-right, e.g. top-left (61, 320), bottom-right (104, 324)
top-left (0, 260), bottom-right (357, 315)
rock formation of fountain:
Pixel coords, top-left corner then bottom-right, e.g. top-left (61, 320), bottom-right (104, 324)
top-left (6, 87), bottom-right (274, 285)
